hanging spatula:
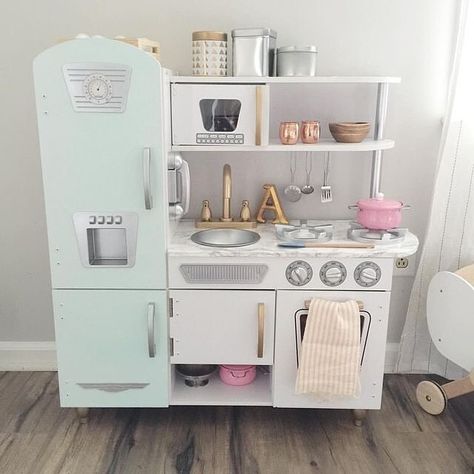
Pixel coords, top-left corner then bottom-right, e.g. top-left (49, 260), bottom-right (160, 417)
top-left (321, 151), bottom-right (332, 203)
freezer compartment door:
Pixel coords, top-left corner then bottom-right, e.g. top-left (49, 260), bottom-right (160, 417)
top-left (53, 289), bottom-right (169, 407)
top-left (34, 39), bottom-right (168, 288)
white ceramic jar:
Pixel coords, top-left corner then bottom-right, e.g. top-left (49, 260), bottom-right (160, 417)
top-left (192, 31), bottom-right (228, 76)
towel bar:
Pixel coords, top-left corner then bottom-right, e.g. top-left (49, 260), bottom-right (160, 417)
top-left (304, 299), bottom-right (364, 310)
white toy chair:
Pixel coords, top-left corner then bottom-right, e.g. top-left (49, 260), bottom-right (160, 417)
top-left (416, 264), bottom-right (474, 415)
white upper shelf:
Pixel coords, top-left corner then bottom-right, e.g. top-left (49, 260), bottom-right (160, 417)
top-left (171, 138), bottom-right (395, 153)
top-left (170, 75), bottom-right (401, 84)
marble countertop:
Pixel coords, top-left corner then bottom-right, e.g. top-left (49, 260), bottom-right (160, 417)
top-left (168, 220), bottom-right (419, 259)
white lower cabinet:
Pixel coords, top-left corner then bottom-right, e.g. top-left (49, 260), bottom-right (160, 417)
top-left (169, 290), bottom-right (275, 365)
top-left (53, 289), bottom-right (169, 407)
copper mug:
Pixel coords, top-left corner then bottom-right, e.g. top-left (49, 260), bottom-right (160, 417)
top-left (301, 120), bottom-right (320, 143)
top-left (279, 122), bottom-right (299, 145)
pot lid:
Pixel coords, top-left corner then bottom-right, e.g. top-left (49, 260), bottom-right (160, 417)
top-left (278, 45), bottom-right (318, 53)
top-left (220, 364), bottom-right (255, 370)
top-left (357, 192), bottom-right (403, 210)
top-left (231, 28), bottom-right (277, 38)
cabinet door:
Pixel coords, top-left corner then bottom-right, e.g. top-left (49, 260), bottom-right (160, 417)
top-left (34, 40), bottom-right (167, 289)
top-left (170, 290), bottom-right (275, 365)
top-left (53, 289), bottom-right (169, 407)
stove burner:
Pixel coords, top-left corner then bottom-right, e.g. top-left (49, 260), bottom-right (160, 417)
top-left (348, 222), bottom-right (407, 245)
top-left (276, 222), bottom-right (333, 244)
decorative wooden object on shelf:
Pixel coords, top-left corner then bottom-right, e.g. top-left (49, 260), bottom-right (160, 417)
top-left (200, 200), bottom-right (212, 222)
top-left (115, 36), bottom-right (160, 60)
top-left (256, 184), bottom-right (288, 224)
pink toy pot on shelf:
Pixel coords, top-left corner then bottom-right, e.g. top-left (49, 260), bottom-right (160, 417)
top-left (219, 365), bottom-right (256, 386)
top-left (349, 193), bottom-right (411, 230)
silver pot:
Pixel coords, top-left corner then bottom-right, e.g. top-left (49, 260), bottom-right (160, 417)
top-left (176, 364), bottom-right (217, 387)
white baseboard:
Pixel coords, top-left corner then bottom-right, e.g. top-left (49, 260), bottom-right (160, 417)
top-left (0, 342), bottom-right (57, 371)
top-left (384, 343), bottom-right (400, 374)
top-left (1, 341), bottom-right (401, 373)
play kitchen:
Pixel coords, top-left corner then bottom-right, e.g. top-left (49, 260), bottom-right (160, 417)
top-left (34, 34), bottom-right (418, 425)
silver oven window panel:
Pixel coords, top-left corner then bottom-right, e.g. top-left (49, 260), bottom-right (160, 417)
top-left (294, 309), bottom-right (371, 367)
top-left (73, 212), bottom-right (138, 268)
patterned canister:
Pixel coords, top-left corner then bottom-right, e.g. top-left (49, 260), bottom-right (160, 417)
top-left (192, 31), bottom-right (227, 76)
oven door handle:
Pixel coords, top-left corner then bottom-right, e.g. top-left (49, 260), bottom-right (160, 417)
top-left (257, 303), bottom-right (265, 358)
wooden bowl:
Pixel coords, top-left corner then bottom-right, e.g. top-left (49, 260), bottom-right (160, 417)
top-left (329, 122), bottom-right (370, 143)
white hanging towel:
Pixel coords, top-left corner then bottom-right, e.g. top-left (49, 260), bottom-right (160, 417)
top-left (296, 298), bottom-right (361, 398)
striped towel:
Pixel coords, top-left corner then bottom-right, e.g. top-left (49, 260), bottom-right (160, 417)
top-left (295, 298), bottom-right (361, 398)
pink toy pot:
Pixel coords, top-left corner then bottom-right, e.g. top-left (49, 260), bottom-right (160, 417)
top-left (219, 365), bottom-right (256, 386)
top-left (349, 193), bottom-right (410, 230)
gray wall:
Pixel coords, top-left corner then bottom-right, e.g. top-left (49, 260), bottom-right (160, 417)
top-left (0, 0), bottom-right (458, 342)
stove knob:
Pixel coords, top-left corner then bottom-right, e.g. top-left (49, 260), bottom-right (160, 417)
top-left (355, 261), bottom-right (382, 287)
top-left (320, 261), bottom-right (347, 287)
top-left (286, 261), bottom-right (313, 286)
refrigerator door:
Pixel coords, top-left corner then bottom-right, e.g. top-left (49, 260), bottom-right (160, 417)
top-left (34, 38), bottom-right (168, 289)
top-left (53, 289), bottom-right (169, 407)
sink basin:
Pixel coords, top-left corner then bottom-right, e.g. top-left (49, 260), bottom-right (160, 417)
top-left (191, 228), bottom-right (260, 248)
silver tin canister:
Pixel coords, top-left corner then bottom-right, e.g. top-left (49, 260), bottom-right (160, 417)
top-left (192, 31), bottom-right (228, 76)
top-left (277, 46), bottom-right (318, 76)
top-left (231, 28), bottom-right (277, 76)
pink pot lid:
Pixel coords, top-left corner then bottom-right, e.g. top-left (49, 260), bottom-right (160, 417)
top-left (357, 192), bottom-right (403, 210)
top-left (220, 365), bottom-right (255, 370)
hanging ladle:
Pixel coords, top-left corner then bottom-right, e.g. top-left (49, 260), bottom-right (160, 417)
top-left (301, 152), bottom-right (314, 194)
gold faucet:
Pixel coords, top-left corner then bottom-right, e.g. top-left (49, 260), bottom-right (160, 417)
top-left (221, 164), bottom-right (233, 222)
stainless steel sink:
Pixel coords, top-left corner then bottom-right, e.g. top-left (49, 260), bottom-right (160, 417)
top-left (191, 228), bottom-right (260, 248)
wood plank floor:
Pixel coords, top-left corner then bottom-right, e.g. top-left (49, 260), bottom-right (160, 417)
top-left (0, 373), bottom-right (472, 474)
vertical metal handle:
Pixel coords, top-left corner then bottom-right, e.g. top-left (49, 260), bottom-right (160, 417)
top-left (143, 147), bottom-right (153, 210)
top-left (177, 159), bottom-right (191, 215)
top-left (147, 303), bottom-right (156, 358)
top-left (257, 303), bottom-right (265, 358)
top-left (255, 86), bottom-right (263, 146)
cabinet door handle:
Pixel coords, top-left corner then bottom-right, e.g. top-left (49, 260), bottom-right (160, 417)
top-left (257, 303), bottom-right (265, 358)
top-left (147, 303), bottom-right (156, 358)
top-left (143, 147), bottom-right (153, 210)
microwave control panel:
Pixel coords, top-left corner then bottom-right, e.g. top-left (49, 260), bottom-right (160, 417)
top-left (196, 133), bottom-right (244, 145)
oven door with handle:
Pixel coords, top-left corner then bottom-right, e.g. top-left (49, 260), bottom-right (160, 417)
top-left (171, 84), bottom-right (269, 146)
top-left (274, 290), bottom-right (391, 409)
top-left (294, 309), bottom-right (371, 368)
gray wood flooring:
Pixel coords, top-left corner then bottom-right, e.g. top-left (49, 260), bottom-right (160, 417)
top-left (0, 372), bottom-right (472, 473)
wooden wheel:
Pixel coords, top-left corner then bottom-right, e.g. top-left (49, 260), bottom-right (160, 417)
top-left (416, 381), bottom-right (447, 415)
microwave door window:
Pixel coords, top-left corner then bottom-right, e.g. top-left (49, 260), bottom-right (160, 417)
top-left (199, 99), bottom-right (241, 132)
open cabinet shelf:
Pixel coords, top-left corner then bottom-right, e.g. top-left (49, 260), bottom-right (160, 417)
top-left (171, 368), bottom-right (273, 406)
top-left (171, 138), bottom-right (394, 153)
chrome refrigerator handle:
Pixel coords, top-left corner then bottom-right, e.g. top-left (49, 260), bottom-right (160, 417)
top-left (177, 159), bottom-right (191, 215)
top-left (143, 147), bottom-right (153, 209)
top-left (147, 303), bottom-right (156, 358)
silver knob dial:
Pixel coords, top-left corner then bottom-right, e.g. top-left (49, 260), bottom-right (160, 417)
top-left (320, 261), bottom-right (347, 287)
top-left (286, 261), bottom-right (313, 286)
top-left (354, 261), bottom-right (381, 287)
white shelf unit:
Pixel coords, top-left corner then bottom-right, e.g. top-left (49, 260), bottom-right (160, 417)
top-left (171, 76), bottom-right (401, 85)
top-left (170, 75), bottom-right (399, 197)
top-left (171, 138), bottom-right (394, 153)
top-left (171, 368), bottom-right (273, 406)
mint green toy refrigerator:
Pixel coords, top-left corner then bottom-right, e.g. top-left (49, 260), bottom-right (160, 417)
top-left (34, 37), bottom-right (170, 407)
